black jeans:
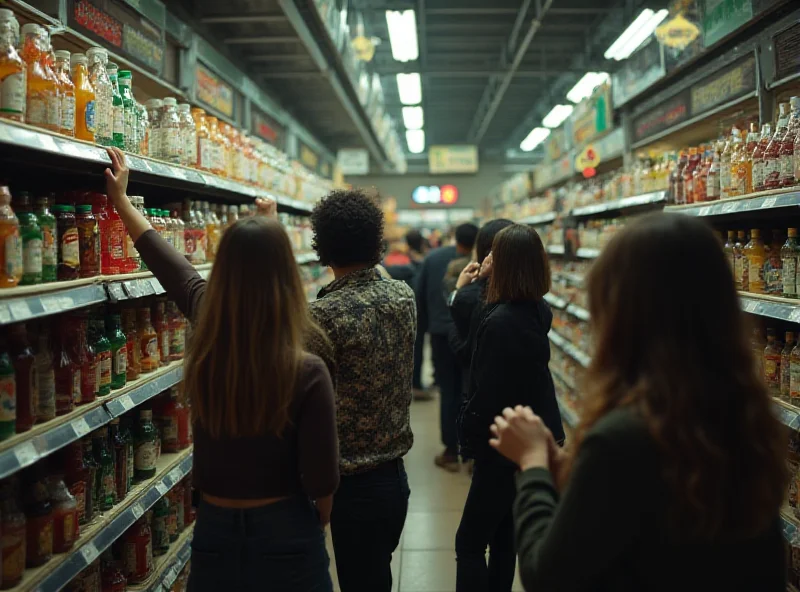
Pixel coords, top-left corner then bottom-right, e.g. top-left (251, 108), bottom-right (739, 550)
top-left (430, 333), bottom-right (462, 453)
top-left (330, 459), bottom-right (410, 592)
top-left (455, 460), bottom-right (518, 592)
top-left (188, 497), bottom-right (332, 592)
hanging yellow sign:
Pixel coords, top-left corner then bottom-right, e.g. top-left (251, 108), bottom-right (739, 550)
top-left (575, 145), bottom-right (601, 171)
top-left (656, 13), bottom-right (700, 50)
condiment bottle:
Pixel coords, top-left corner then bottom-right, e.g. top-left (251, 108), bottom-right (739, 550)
top-left (192, 107), bottom-right (211, 171)
top-left (108, 203), bottom-right (126, 274)
top-left (34, 322), bottom-right (55, 422)
top-left (53, 318), bottom-right (78, 415)
top-left (152, 299), bottom-right (169, 367)
top-left (91, 313), bottom-right (111, 396)
top-left (160, 97), bottom-right (181, 163)
top-left (49, 472), bottom-right (78, 553)
top-left (137, 306), bottom-right (159, 373)
top-left (0, 10), bottom-right (26, 123)
top-left (70, 53), bottom-right (95, 142)
top-left (723, 230), bottom-right (735, 271)
top-left (52, 204), bottom-right (80, 280)
top-left (151, 496), bottom-right (170, 556)
top-left (63, 440), bottom-right (89, 526)
top-left (764, 328), bottom-right (782, 398)
top-left (93, 426), bottom-right (115, 511)
top-left (107, 313), bottom-right (127, 389)
top-left (9, 323), bottom-right (36, 433)
top-left (121, 417), bottom-right (134, 491)
top-left (109, 418), bottom-right (130, 503)
top-left (123, 197), bottom-right (141, 273)
top-left (752, 123), bottom-right (771, 192)
top-left (206, 116), bottom-right (225, 176)
top-left (726, 129), bottom-right (744, 198)
top-left (783, 332), bottom-right (796, 402)
top-left (74, 314), bottom-right (96, 405)
top-left (0, 477), bottom-right (26, 588)
top-left (0, 186), bottom-right (22, 288)
top-left (20, 24), bottom-right (57, 132)
top-left (34, 194), bottom-right (57, 283)
top-left (100, 549), bottom-right (127, 591)
top-left (682, 147), bottom-right (700, 203)
top-left (766, 229), bottom-right (784, 295)
top-left (14, 192), bottom-right (43, 286)
top-left (40, 28), bottom-right (61, 133)
top-left (172, 210), bottom-right (186, 258)
top-left (0, 336), bottom-right (15, 440)
top-left (168, 487), bottom-right (184, 541)
top-left (122, 515), bottom-right (153, 584)
top-left (733, 230), bottom-right (748, 291)
top-left (134, 408), bottom-right (157, 481)
top-left (24, 467), bottom-right (53, 567)
top-left (735, 123), bottom-right (758, 195)
top-left (82, 437), bottom-right (99, 523)
top-left (183, 475), bottom-right (194, 526)
top-left (765, 104), bottom-right (789, 190)
top-left (53, 50), bottom-right (75, 137)
top-left (745, 229), bottom-right (766, 294)
top-left (178, 104), bottom-right (196, 167)
top-left (76, 204), bottom-right (99, 278)
top-left (121, 307), bottom-right (140, 380)
top-left (167, 302), bottom-right (185, 361)
top-left (781, 96), bottom-right (800, 187)
top-left (156, 389), bottom-right (180, 454)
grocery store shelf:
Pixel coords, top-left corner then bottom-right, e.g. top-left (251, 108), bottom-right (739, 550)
top-left (566, 303), bottom-right (590, 322)
top-left (571, 191), bottom-right (667, 218)
top-left (774, 399), bottom-right (800, 431)
top-left (0, 119), bottom-right (313, 214)
top-left (739, 292), bottom-right (800, 323)
top-left (556, 395), bottom-right (580, 428)
top-left (665, 188), bottom-right (800, 218)
top-left (520, 212), bottom-right (557, 225)
top-left (576, 248), bottom-right (601, 259)
top-left (129, 523), bottom-right (194, 592)
top-left (550, 366), bottom-right (577, 392)
top-left (548, 330), bottom-right (591, 368)
top-left (544, 293), bottom-right (567, 310)
top-left (553, 271), bottom-right (585, 286)
top-left (547, 245), bottom-right (566, 256)
top-left (295, 252), bottom-right (319, 265)
top-left (15, 449), bottom-right (193, 592)
top-left (0, 361), bottom-right (183, 481)
top-left (781, 510), bottom-right (798, 543)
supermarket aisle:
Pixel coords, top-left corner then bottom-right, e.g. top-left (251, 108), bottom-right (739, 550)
top-left (327, 397), bottom-right (524, 591)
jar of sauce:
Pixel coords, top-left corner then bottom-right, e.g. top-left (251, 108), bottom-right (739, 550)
top-left (52, 204), bottom-right (80, 280)
top-left (0, 478), bottom-right (26, 588)
top-left (76, 204), bottom-right (99, 278)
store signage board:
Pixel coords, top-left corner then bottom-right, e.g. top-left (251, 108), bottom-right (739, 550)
top-left (299, 142), bottom-right (320, 173)
top-left (612, 39), bottom-right (665, 108)
top-left (397, 208), bottom-right (474, 226)
top-left (412, 185), bottom-right (459, 205)
top-left (196, 62), bottom-right (235, 119)
top-left (429, 145), bottom-right (479, 174)
top-left (120, 0), bottom-right (166, 29)
top-left (337, 149), bottom-right (370, 175)
top-left (319, 160), bottom-right (333, 180)
top-left (633, 89), bottom-right (691, 142)
top-left (701, 0), bottom-right (753, 47)
top-left (571, 85), bottom-right (612, 148)
top-left (774, 22), bottom-right (800, 81)
top-left (251, 107), bottom-right (284, 149)
top-left (690, 55), bottom-right (755, 117)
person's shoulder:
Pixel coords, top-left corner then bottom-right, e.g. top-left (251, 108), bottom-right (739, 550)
top-left (382, 277), bottom-right (416, 299)
top-left (426, 245), bottom-right (456, 262)
top-left (298, 353), bottom-right (333, 390)
top-left (586, 406), bottom-right (653, 449)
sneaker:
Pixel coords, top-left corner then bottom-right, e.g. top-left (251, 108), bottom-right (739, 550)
top-left (434, 452), bottom-right (460, 473)
top-left (413, 387), bottom-right (435, 401)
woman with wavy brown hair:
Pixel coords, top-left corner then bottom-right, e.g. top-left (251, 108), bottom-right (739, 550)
top-left (104, 148), bottom-right (339, 592)
top-left (490, 213), bottom-right (786, 591)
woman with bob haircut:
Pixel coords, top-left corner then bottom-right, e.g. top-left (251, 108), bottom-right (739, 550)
top-left (490, 213), bottom-right (787, 591)
top-left (104, 148), bottom-right (339, 592)
top-left (455, 224), bottom-right (564, 592)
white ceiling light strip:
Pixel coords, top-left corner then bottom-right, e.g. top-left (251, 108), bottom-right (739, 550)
top-left (406, 129), bottom-right (425, 153)
top-left (402, 106), bottom-right (424, 129)
top-left (396, 72), bottom-right (422, 105)
top-left (566, 72), bottom-right (610, 103)
top-left (520, 127), bottom-right (550, 152)
top-left (542, 104), bottom-right (574, 129)
top-left (604, 9), bottom-right (669, 61)
top-left (386, 10), bottom-right (419, 62)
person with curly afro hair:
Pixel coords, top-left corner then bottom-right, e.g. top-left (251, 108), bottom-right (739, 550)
top-left (306, 188), bottom-right (416, 592)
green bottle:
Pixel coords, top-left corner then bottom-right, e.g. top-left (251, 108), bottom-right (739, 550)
top-left (92, 426), bottom-right (115, 511)
top-left (107, 63), bottom-right (124, 150)
top-left (121, 416), bottom-right (134, 488)
top-left (34, 194), bottom-right (57, 283)
top-left (152, 496), bottom-right (170, 556)
top-left (91, 314), bottom-right (112, 397)
top-left (0, 338), bottom-right (15, 440)
top-left (118, 71), bottom-right (137, 153)
top-left (14, 192), bottom-right (42, 286)
top-left (106, 313), bottom-right (127, 390)
top-left (134, 408), bottom-right (158, 481)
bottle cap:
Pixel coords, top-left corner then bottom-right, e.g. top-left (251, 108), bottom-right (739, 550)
top-left (86, 46), bottom-right (107, 59)
top-left (118, 70), bottom-right (132, 79)
top-left (145, 98), bottom-right (163, 109)
top-left (52, 204), bottom-right (76, 213)
top-left (751, 229), bottom-right (760, 237)
top-left (76, 204), bottom-right (92, 213)
top-left (71, 52), bottom-right (87, 66)
top-left (20, 23), bottom-right (40, 37)
top-left (54, 49), bottom-right (70, 60)
top-left (163, 97), bottom-right (177, 106)
top-left (0, 8), bottom-right (14, 20)
top-left (789, 228), bottom-right (798, 237)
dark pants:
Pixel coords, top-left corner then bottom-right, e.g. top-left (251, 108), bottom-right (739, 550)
top-left (188, 497), bottom-right (332, 592)
top-left (413, 328), bottom-right (425, 389)
top-left (455, 461), bottom-right (517, 592)
top-left (330, 459), bottom-right (410, 592)
top-left (430, 333), bottom-right (462, 453)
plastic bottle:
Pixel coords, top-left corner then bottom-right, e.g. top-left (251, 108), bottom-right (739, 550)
top-left (107, 312), bottom-right (127, 390)
top-left (206, 116), bottom-right (225, 176)
top-left (178, 104), bottom-right (196, 167)
top-left (203, 202), bottom-right (219, 261)
top-left (745, 229), bottom-right (766, 294)
top-left (121, 307), bottom-right (140, 381)
top-left (69, 53), bottom-right (94, 142)
top-left (683, 147), bottom-right (701, 203)
top-left (136, 100), bottom-right (148, 156)
top-left (172, 210), bottom-right (185, 257)
top-left (20, 24), bottom-right (52, 131)
top-left (765, 103), bottom-right (789, 190)
top-left (76, 204), bottom-right (99, 278)
top-left (9, 323), bottom-right (36, 433)
top-left (783, 228), bottom-right (799, 299)
top-left (735, 123), bottom-right (758, 195)
top-left (40, 28), bottom-right (61, 133)
top-left (107, 202), bottom-right (126, 274)
top-left (0, 186), bottom-right (22, 288)
top-left (14, 192), bottom-right (42, 286)
top-left (53, 50), bottom-right (75, 137)
top-left (0, 10), bottom-right (26, 123)
top-left (86, 47), bottom-right (112, 146)
top-left (765, 328), bottom-right (782, 398)
top-left (137, 307), bottom-right (159, 373)
top-left (159, 97), bottom-right (181, 163)
top-left (34, 322), bottom-right (55, 422)
top-left (145, 98), bottom-right (162, 159)
top-left (34, 194), bottom-right (56, 283)
top-left (167, 301), bottom-right (184, 361)
top-left (725, 128), bottom-right (744, 197)
top-left (124, 197), bottom-right (141, 273)
top-left (153, 299), bottom-right (169, 366)
top-left (752, 124), bottom-right (772, 192)
top-left (52, 204), bottom-right (79, 280)
top-left (53, 319), bottom-right (76, 416)
top-left (107, 62), bottom-right (124, 149)
top-left (192, 107), bottom-right (211, 170)
top-left (781, 96), bottom-right (800, 188)
top-left (117, 70), bottom-right (136, 153)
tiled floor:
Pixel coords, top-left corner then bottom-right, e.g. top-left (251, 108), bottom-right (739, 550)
top-left (327, 393), bottom-right (525, 591)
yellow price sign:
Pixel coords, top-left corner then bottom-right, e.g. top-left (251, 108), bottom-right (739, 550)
top-left (575, 145), bottom-right (601, 171)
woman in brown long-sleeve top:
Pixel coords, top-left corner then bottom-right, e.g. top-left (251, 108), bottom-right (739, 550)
top-left (104, 148), bottom-right (339, 592)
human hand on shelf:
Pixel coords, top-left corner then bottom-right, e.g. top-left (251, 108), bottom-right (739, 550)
top-left (456, 261), bottom-right (480, 289)
top-left (104, 147), bottom-right (131, 208)
top-left (478, 252), bottom-right (493, 280)
top-left (489, 405), bottom-right (550, 471)
top-left (255, 197), bottom-right (278, 218)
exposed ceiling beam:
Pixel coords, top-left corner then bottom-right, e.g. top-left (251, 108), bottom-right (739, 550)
top-left (224, 36), bottom-right (300, 44)
top-left (467, 0), bottom-right (555, 144)
top-left (201, 14), bottom-right (287, 24)
top-left (248, 54), bottom-right (309, 62)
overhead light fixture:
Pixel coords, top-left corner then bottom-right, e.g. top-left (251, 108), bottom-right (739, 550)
top-left (406, 129), bottom-right (425, 153)
top-left (542, 104), bottom-right (574, 129)
top-left (520, 127), bottom-right (550, 152)
top-left (402, 106), bottom-right (424, 129)
top-left (385, 10), bottom-right (419, 62)
top-left (604, 9), bottom-right (669, 61)
top-left (566, 72), bottom-right (610, 103)
top-left (396, 73), bottom-right (422, 105)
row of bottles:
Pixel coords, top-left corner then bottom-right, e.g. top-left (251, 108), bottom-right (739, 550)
top-left (721, 228), bottom-right (800, 297)
top-left (757, 327), bottom-right (800, 404)
top-left (0, 300), bottom-right (186, 441)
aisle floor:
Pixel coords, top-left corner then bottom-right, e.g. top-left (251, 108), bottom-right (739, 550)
top-left (326, 395), bottom-right (525, 591)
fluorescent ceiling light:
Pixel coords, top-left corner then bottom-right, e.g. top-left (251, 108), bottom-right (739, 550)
top-left (385, 10), bottom-right (419, 62)
top-left (604, 9), bottom-right (669, 61)
top-left (396, 73), bottom-right (422, 105)
top-left (520, 127), bottom-right (550, 152)
top-left (566, 72), bottom-right (610, 103)
top-left (402, 106), bottom-right (424, 129)
top-left (542, 104), bottom-right (574, 129)
top-left (406, 129), bottom-right (425, 153)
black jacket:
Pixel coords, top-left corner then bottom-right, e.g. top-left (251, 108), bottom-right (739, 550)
top-left (416, 246), bottom-right (458, 336)
top-left (448, 279), bottom-right (486, 388)
top-left (384, 260), bottom-right (421, 289)
top-left (459, 299), bottom-right (565, 461)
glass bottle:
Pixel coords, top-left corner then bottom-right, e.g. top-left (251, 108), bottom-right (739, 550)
top-left (781, 96), bottom-right (800, 188)
top-left (101, 549), bottom-right (127, 591)
top-left (134, 408), bottom-right (157, 480)
top-left (52, 204), bottom-right (79, 280)
top-left (682, 147), bottom-right (700, 204)
top-left (91, 312), bottom-right (111, 397)
top-left (726, 128), bottom-right (744, 198)
top-left (34, 322), bottom-right (55, 422)
top-left (145, 98), bottom-right (162, 159)
top-left (160, 97), bottom-right (181, 164)
top-left (136, 100), bottom-right (148, 156)
top-left (734, 123), bottom-right (758, 195)
top-left (766, 229), bottom-right (784, 295)
top-left (178, 104), bottom-right (196, 167)
top-left (153, 299), bottom-right (169, 367)
top-left (0, 186), bottom-right (22, 288)
top-left (109, 418), bottom-right (130, 503)
top-left (93, 426), bottom-right (115, 511)
top-left (734, 229), bottom-right (748, 291)
top-left (181, 200), bottom-right (196, 263)
top-left (24, 467), bottom-right (53, 567)
top-left (107, 313), bottom-right (127, 389)
top-left (82, 437), bottom-right (99, 522)
top-left (193, 201), bottom-right (207, 263)
top-left (122, 515), bottom-right (153, 584)
top-left (121, 307), bottom-right (140, 381)
top-left (765, 103), bottom-right (789, 190)
top-left (137, 307), bottom-right (159, 373)
top-left (76, 203), bottom-right (99, 278)
top-left (0, 10), bottom-right (25, 123)
top-left (0, 477), bottom-right (26, 587)
top-left (172, 210), bottom-right (185, 258)
top-left (156, 388), bottom-right (180, 454)
top-left (692, 147), bottom-right (710, 203)
top-left (70, 53), bottom-right (95, 142)
top-left (723, 230), bottom-right (735, 271)
top-left (719, 131), bottom-right (734, 199)
top-left (203, 202), bottom-right (219, 262)
top-left (783, 332), bottom-right (796, 402)
top-left (745, 229), bottom-right (766, 294)
top-left (49, 472), bottom-right (78, 553)
top-left (764, 328), bottom-right (782, 397)
top-left (53, 50), bottom-right (75, 137)
top-left (9, 323), bottom-right (36, 433)
top-left (117, 70), bottom-right (137, 153)
top-left (752, 123), bottom-right (772, 192)
top-left (121, 416), bottom-right (134, 491)
top-left (206, 116), bottom-right (224, 176)
top-left (167, 302), bottom-right (184, 361)
top-left (35, 194), bottom-right (57, 283)
top-left (151, 496), bottom-right (170, 556)
top-left (0, 337), bottom-right (15, 440)
top-left (789, 334), bottom-right (800, 405)
top-left (14, 191), bottom-right (43, 286)
top-left (20, 24), bottom-right (55, 131)
top-left (63, 440), bottom-right (89, 526)
top-left (86, 46), bottom-right (112, 146)
top-left (107, 202), bottom-right (126, 275)
top-left (40, 27), bottom-right (61, 133)
top-left (124, 197), bottom-right (141, 273)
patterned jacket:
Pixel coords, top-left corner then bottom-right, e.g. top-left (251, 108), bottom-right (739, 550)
top-left (308, 268), bottom-right (416, 475)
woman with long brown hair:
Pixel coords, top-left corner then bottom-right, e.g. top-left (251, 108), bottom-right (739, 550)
top-left (455, 224), bottom-right (564, 592)
top-left (490, 213), bottom-right (786, 591)
top-left (104, 148), bottom-right (339, 592)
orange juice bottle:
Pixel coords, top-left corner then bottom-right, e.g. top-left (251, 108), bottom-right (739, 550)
top-left (0, 10), bottom-right (26, 122)
top-left (70, 53), bottom-right (95, 142)
top-left (205, 116), bottom-right (224, 176)
top-left (0, 186), bottom-right (22, 288)
top-left (20, 24), bottom-right (57, 131)
top-left (191, 107), bottom-right (211, 171)
top-left (53, 50), bottom-right (75, 137)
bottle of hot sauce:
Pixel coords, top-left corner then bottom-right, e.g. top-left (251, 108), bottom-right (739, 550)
top-left (0, 477), bottom-right (26, 588)
top-left (752, 124), bottom-right (772, 192)
top-left (122, 307), bottom-right (140, 381)
top-left (122, 515), bottom-right (153, 584)
top-left (63, 440), bottom-right (89, 527)
top-left (692, 147), bottom-right (710, 203)
top-left (49, 472), bottom-right (78, 553)
top-left (152, 299), bottom-right (170, 367)
top-left (9, 323), bottom-right (37, 433)
top-left (137, 307), bottom-right (159, 374)
top-left (683, 147), bottom-right (701, 204)
top-left (53, 318), bottom-right (78, 416)
top-left (765, 103), bottom-right (790, 190)
top-left (24, 466), bottom-right (53, 568)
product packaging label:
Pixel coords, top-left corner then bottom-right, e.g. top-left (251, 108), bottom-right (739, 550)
top-left (61, 96), bottom-right (75, 133)
top-left (46, 95), bottom-right (60, 128)
top-left (113, 346), bottom-right (127, 376)
top-left (100, 352), bottom-right (112, 387)
top-left (134, 441), bottom-right (157, 470)
top-left (23, 238), bottom-right (43, 275)
top-left (85, 100), bottom-right (96, 133)
top-left (0, 376), bottom-right (15, 422)
top-left (41, 227), bottom-right (56, 267)
top-left (5, 233), bottom-right (21, 278)
top-left (27, 96), bottom-right (46, 125)
top-left (61, 228), bottom-right (80, 267)
top-left (784, 258), bottom-right (797, 295)
top-left (0, 72), bottom-right (26, 116)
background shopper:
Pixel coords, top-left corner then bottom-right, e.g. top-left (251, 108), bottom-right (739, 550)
top-left (491, 214), bottom-right (787, 592)
top-left (306, 189), bottom-right (415, 592)
top-left (104, 148), bottom-right (339, 592)
top-left (456, 224), bottom-right (564, 592)
top-left (416, 223), bottom-right (479, 471)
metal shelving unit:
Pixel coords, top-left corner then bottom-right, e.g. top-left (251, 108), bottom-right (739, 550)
top-left (571, 191), bottom-right (667, 218)
top-left (665, 189), bottom-right (800, 218)
top-left (548, 330), bottom-right (591, 368)
top-left (520, 212), bottom-right (557, 225)
top-left (128, 524), bottom-right (195, 592)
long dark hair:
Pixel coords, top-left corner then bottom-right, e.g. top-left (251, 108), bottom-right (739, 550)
top-left (486, 224), bottom-right (550, 304)
top-left (566, 213), bottom-right (786, 540)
